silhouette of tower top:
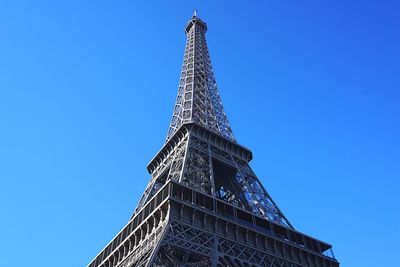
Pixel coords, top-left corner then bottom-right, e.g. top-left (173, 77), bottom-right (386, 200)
top-left (88, 13), bottom-right (339, 267)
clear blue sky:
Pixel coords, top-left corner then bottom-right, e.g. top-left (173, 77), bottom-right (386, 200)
top-left (0, 1), bottom-right (399, 266)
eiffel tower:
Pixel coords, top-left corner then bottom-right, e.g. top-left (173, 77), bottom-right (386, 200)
top-left (88, 12), bottom-right (339, 267)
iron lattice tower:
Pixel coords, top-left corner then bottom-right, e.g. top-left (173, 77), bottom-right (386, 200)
top-left (88, 13), bottom-right (339, 267)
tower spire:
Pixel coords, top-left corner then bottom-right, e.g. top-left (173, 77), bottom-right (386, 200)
top-left (167, 12), bottom-right (234, 142)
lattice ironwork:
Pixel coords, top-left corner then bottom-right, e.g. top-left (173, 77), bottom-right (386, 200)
top-left (135, 135), bottom-right (188, 212)
top-left (153, 245), bottom-right (211, 266)
top-left (166, 13), bottom-right (235, 143)
top-left (231, 158), bottom-right (292, 228)
top-left (217, 238), bottom-right (302, 267)
top-left (181, 145), bottom-right (212, 194)
top-left (88, 12), bottom-right (339, 267)
top-left (163, 221), bottom-right (216, 257)
top-left (132, 12), bottom-right (292, 227)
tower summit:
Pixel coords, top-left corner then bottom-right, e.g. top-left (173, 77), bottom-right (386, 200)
top-left (88, 13), bottom-right (339, 267)
top-left (167, 10), bottom-right (234, 144)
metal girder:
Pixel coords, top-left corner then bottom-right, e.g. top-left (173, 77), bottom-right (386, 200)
top-left (166, 13), bottom-right (235, 143)
top-left (88, 180), bottom-right (338, 267)
top-left (87, 12), bottom-right (339, 267)
top-left (135, 126), bottom-right (292, 227)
